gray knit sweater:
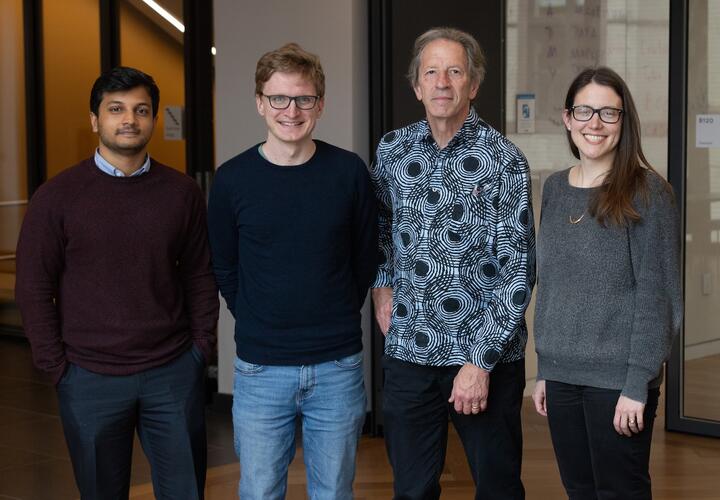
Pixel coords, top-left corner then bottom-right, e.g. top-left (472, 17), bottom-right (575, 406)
top-left (534, 168), bottom-right (682, 403)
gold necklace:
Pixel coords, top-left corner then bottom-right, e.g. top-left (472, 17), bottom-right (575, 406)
top-left (570, 166), bottom-right (586, 224)
top-left (569, 212), bottom-right (585, 224)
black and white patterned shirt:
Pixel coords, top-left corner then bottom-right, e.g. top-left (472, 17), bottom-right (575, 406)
top-left (371, 108), bottom-right (536, 370)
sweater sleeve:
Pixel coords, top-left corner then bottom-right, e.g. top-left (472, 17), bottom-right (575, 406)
top-left (533, 174), bottom-right (554, 383)
top-left (623, 176), bottom-right (682, 403)
top-left (351, 158), bottom-right (380, 301)
top-left (468, 153), bottom-right (536, 371)
top-left (178, 185), bottom-right (220, 363)
top-left (14, 187), bottom-right (67, 384)
top-left (207, 165), bottom-right (240, 318)
top-left (370, 140), bottom-right (395, 288)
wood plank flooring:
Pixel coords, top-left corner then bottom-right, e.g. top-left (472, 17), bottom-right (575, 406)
top-left (1, 336), bottom-right (718, 499)
top-left (127, 395), bottom-right (720, 500)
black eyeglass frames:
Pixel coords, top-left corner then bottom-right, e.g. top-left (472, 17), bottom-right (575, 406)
top-left (262, 94), bottom-right (320, 110)
top-left (569, 105), bottom-right (623, 124)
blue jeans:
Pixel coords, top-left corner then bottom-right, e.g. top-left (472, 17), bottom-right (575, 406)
top-left (233, 352), bottom-right (366, 500)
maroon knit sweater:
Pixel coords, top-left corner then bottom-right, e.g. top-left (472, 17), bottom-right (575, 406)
top-left (15, 158), bottom-right (219, 384)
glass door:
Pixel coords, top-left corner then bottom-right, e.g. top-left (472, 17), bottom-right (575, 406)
top-left (667, 0), bottom-right (720, 437)
top-left (119, 0), bottom-right (187, 173)
top-left (0, 0), bottom-right (28, 334)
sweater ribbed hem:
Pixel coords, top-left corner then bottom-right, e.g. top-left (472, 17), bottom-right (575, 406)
top-left (537, 357), bottom-right (663, 403)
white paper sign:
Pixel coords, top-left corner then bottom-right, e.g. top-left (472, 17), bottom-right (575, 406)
top-left (516, 94), bottom-right (535, 134)
top-left (696, 114), bottom-right (720, 148)
top-left (164, 106), bottom-right (184, 141)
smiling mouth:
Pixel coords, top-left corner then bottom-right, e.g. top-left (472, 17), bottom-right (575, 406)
top-left (583, 134), bottom-right (606, 143)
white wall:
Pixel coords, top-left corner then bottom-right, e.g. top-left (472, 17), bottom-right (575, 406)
top-left (505, 0), bottom-right (671, 395)
top-left (213, 0), bottom-right (370, 396)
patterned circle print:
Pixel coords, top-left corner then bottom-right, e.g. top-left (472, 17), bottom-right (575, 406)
top-left (501, 281), bottom-right (531, 314)
top-left (428, 217), bottom-right (476, 257)
top-left (389, 156), bottom-right (428, 194)
top-left (462, 156), bottom-right (480, 173)
top-left (518, 207), bottom-right (530, 227)
top-left (456, 311), bottom-right (485, 349)
top-left (392, 206), bottom-right (424, 272)
top-left (412, 258), bottom-right (434, 288)
top-left (423, 277), bottom-right (475, 329)
top-left (382, 131), bottom-right (397, 143)
top-left (458, 253), bottom-right (500, 289)
top-left (406, 161), bottom-right (422, 177)
top-left (494, 171), bottom-right (529, 224)
top-left (422, 312), bottom-right (459, 364)
top-left (390, 277), bottom-right (418, 335)
top-left (445, 151), bottom-right (495, 191)
top-left (426, 188), bottom-right (441, 205)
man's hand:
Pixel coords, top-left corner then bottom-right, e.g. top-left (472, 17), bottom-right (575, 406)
top-left (531, 379), bottom-right (547, 416)
top-left (449, 363), bottom-right (489, 414)
top-left (372, 287), bottom-right (393, 335)
top-left (613, 395), bottom-right (646, 437)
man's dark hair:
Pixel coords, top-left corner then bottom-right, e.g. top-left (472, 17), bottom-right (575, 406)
top-left (90, 66), bottom-right (160, 117)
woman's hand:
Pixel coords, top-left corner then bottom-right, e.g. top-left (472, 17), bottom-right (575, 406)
top-left (532, 379), bottom-right (547, 416)
top-left (614, 395), bottom-right (645, 436)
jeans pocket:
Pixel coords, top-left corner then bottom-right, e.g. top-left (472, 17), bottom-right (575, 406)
top-left (334, 352), bottom-right (363, 370)
top-left (234, 357), bottom-right (265, 375)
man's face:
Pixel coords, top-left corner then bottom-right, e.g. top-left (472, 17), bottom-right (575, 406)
top-left (256, 71), bottom-right (324, 147)
top-left (413, 39), bottom-right (479, 126)
top-left (90, 86), bottom-right (156, 156)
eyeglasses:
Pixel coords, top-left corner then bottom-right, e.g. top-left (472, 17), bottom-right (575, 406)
top-left (262, 94), bottom-right (319, 110)
top-left (569, 105), bottom-right (623, 124)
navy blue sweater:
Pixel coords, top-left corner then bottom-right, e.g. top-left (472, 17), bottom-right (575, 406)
top-left (208, 141), bottom-right (378, 364)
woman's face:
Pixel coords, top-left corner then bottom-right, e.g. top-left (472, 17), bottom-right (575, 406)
top-left (563, 82), bottom-right (623, 166)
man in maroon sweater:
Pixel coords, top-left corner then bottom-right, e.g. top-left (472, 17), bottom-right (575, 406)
top-left (15, 66), bottom-right (219, 500)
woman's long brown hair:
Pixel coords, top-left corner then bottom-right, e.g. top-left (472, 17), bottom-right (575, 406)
top-left (564, 66), bottom-right (670, 227)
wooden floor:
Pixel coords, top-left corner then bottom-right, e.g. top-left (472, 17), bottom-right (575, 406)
top-left (126, 396), bottom-right (720, 500)
top-left (1, 322), bottom-right (719, 499)
top-left (684, 354), bottom-right (720, 422)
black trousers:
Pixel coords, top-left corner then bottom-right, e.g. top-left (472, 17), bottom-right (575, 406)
top-left (382, 355), bottom-right (525, 500)
top-left (56, 346), bottom-right (207, 500)
top-left (545, 381), bottom-right (660, 500)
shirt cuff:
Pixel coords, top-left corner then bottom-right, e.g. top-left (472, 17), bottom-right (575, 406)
top-left (371, 268), bottom-right (393, 288)
top-left (469, 343), bottom-right (502, 372)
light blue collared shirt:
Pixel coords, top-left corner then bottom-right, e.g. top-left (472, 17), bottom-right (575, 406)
top-left (94, 149), bottom-right (151, 177)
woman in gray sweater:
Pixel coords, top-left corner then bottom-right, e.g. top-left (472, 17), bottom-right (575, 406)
top-left (531, 66), bottom-right (682, 499)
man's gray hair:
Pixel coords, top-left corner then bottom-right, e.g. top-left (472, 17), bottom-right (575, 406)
top-left (407, 27), bottom-right (486, 90)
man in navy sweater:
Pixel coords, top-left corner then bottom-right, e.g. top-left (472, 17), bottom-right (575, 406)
top-left (15, 67), bottom-right (219, 499)
top-left (208, 43), bottom-right (377, 499)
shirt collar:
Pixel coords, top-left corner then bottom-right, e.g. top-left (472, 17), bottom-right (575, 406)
top-left (414, 107), bottom-right (484, 148)
top-left (94, 149), bottom-right (151, 177)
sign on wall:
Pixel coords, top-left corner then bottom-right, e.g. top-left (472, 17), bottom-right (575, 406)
top-left (164, 106), bottom-right (184, 141)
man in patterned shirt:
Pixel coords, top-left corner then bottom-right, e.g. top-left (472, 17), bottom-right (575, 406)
top-left (371, 27), bottom-right (535, 499)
